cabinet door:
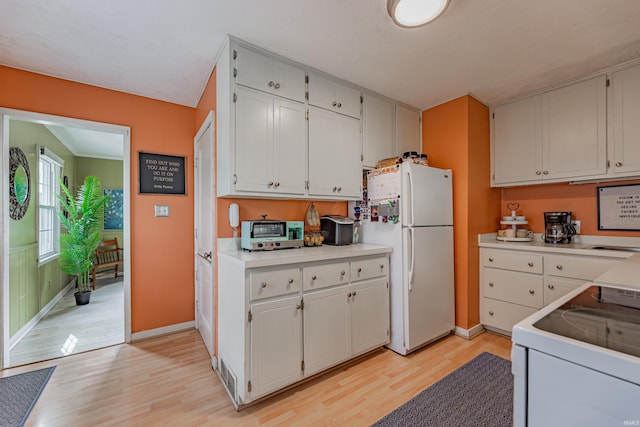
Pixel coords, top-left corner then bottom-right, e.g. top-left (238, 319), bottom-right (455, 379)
top-left (308, 72), bottom-right (361, 118)
top-left (542, 76), bottom-right (607, 180)
top-left (308, 107), bottom-right (362, 199)
top-left (492, 96), bottom-right (542, 185)
top-left (303, 286), bottom-right (350, 376)
top-left (236, 45), bottom-right (305, 103)
top-left (608, 319), bottom-right (640, 357)
top-left (543, 277), bottom-right (584, 306)
top-left (273, 98), bottom-right (307, 194)
top-left (611, 64), bottom-right (640, 176)
top-left (350, 278), bottom-right (389, 355)
top-left (250, 296), bottom-right (303, 399)
top-left (396, 105), bottom-right (421, 156)
top-left (362, 94), bottom-right (395, 168)
top-left (235, 87), bottom-right (274, 192)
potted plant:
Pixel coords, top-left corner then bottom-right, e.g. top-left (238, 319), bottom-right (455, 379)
top-left (57, 175), bottom-right (109, 305)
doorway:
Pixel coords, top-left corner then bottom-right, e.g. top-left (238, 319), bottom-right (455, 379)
top-left (1, 108), bottom-right (132, 369)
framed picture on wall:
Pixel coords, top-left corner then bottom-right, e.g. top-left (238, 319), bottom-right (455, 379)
top-left (104, 189), bottom-right (124, 230)
top-left (138, 152), bottom-right (186, 195)
top-left (597, 184), bottom-right (640, 231)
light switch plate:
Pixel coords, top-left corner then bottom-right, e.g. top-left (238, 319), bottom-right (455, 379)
top-left (155, 205), bottom-right (170, 217)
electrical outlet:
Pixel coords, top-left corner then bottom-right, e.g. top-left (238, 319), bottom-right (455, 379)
top-left (155, 205), bottom-right (170, 217)
top-left (572, 220), bottom-right (581, 234)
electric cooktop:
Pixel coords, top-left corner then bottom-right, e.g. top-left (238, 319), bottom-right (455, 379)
top-left (533, 285), bottom-right (640, 357)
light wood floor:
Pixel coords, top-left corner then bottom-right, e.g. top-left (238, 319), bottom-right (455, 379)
top-left (1, 328), bottom-right (512, 427)
top-left (9, 276), bottom-right (124, 367)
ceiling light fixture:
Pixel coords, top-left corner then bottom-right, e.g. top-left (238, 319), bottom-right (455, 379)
top-left (387, 0), bottom-right (450, 28)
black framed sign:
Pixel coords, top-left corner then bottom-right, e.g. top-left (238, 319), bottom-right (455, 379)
top-left (597, 184), bottom-right (640, 231)
top-left (139, 152), bottom-right (186, 195)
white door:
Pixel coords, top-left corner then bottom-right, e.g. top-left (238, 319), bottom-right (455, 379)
top-left (195, 112), bottom-right (215, 361)
top-left (401, 163), bottom-right (453, 226)
top-left (403, 226), bottom-right (454, 351)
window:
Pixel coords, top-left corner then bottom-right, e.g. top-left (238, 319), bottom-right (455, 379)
top-left (38, 146), bottom-right (64, 265)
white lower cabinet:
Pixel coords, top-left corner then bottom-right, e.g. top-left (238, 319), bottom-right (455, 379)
top-left (480, 248), bottom-right (622, 335)
top-left (249, 296), bottom-right (303, 399)
top-left (218, 252), bottom-right (390, 407)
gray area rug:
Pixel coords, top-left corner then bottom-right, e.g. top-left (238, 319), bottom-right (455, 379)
top-left (372, 352), bottom-right (512, 427)
top-left (0, 366), bottom-right (55, 427)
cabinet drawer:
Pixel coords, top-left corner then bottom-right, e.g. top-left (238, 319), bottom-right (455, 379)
top-left (303, 262), bottom-right (350, 291)
top-left (482, 249), bottom-right (543, 274)
top-left (250, 268), bottom-right (301, 301)
top-left (544, 277), bottom-right (585, 305)
top-left (545, 255), bottom-right (619, 280)
top-left (483, 269), bottom-right (544, 308)
top-left (482, 298), bottom-right (538, 335)
top-left (351, 257), bottom-right (389, 282)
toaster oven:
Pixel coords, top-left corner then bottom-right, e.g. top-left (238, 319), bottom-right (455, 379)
top-left (241, 220), bottom-right (304, 251)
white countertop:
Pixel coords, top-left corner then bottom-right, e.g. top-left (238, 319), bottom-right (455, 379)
top-left (218, 241), bottom-right (392, 268)
top-left (478, 233), bottom-right (640, 258)
top-left (594, 252), bottom-right (640, 290)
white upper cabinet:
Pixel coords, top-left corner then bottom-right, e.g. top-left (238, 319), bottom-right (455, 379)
top-left (235, 87), bottom-right (307, 196)
top-left (362, 94), bottom-right (395, 168)
top-left (235, 45), bottom-right (306, 103)
top-left (542, 76), bottom-right (607, 180)
top-left (396, 105), bottom-right (421, 156)
top-left (491, 75), bottom-right (607, 186)
top-left (308, 106), bottom-right (362, 199)
top-left (610, 63), bottom-right (640, 177)
top-left (308, 72), bottom-right (361, 119)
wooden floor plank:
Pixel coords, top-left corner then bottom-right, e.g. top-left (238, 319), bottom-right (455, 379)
top-left (1, 328), bottom-right (512, 426)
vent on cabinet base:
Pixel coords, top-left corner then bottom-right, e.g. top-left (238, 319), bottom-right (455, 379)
top-left (219, 359), bottom-right (238, 403)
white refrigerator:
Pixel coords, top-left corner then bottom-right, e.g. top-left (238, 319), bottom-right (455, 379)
top-left (356, 162), bottom-right (454, 355)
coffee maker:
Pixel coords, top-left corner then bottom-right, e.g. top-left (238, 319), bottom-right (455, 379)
top-left (544, 212), bottom-right (576, 244)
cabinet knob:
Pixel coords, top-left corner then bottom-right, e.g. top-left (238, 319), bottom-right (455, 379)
top-left (288, 278), bottom-right (294, 284)
top-left (274, 83), bottom-right (281, 89)
top-left (312, 275), bottom-right (317, 280)
top-left (489, 311), bottom-right (494, 316)
top-left (268, 81), bottom-right (275, 87)
top-left (337, 186), bottom-right (342, 192)
top-left (379, 264), bottom-right (384, 269)
top-left (615, 330), bottom-right (622, 335)
top-left (536, 171), bottom-right (542, 175)
top-left (274, 182), bottom-right (280, 188)
top-left (337, 102), bottom-right (342, 108)
top-left (528, 262), bottom-right (534, 267)
top-left (357, 268), bottom-right (362, 273)
top-left (261, 282), bottom-right (267, 288)
top-left (488, 257), bottom-right (494, 262)
top-left (489, 282), bottom-right (494, 287)
top-left (332, 101), bottom-right (337, 107)
top-left (267, 181), bottom-right (274, 187)
top-left (548, 284), bottom-right (555, 290)
top-left (340, 270), bottom-right (346, 276)
top-left (347, 292), bottom-right (352, 298)
top-left (296, 304), bottom-right (302, 310)
top-left (543, 170), bottom-right (549, 175)
top-left (352, 291), bottom-right (357, 297)
top-left (333, 186), bottom-right (338, 192)
top-left (556, 265), bottom-right (563, 270)
top-left (616, 162), bottom-right (623, 167)
top-left (529, 289), bottom-right (535, 295)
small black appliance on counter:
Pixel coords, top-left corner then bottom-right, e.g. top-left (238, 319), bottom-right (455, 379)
top-left (321, 215), bottom-right (354, 246)
top-left (544, 211), bottom-right (577, 244)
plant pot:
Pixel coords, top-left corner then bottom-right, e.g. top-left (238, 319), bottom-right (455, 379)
top-left (74, 290), bottom-right (92, 305)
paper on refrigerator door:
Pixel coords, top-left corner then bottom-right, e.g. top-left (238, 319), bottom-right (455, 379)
top-left (367, 165), bottom-right (400, 201)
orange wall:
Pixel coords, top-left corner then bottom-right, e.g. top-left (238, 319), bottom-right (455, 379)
top-left (502, 180), bottom-right (640, 235)
top-left (422, 95), bottom-right (500, 330)
top-left (1, 66), bottom-right (196, 333)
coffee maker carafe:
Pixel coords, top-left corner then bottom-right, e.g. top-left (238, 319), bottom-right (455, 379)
top-left (544, 212), bottom-right (576, 244)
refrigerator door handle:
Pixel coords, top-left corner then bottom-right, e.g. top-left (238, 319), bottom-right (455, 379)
top-left (408, 228), bottom-right (415, 291)
top-left (405, 167), bottom-right (414, 226)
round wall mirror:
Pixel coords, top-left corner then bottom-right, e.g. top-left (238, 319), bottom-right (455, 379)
top-left (9, 147), bottom-right (31, 220)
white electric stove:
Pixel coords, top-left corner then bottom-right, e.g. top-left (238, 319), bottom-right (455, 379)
top-left (511, 282), bottom-right (640, 427)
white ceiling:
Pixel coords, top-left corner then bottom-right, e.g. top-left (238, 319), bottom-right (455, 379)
top-left (2, 0), bottom-right (640, 112)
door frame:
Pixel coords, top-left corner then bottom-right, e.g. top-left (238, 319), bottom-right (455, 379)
top-left (0, 108), bottom-right (132, 369)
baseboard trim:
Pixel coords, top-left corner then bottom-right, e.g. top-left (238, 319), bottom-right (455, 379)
top-left (454, 324), bottom-right (485, 340)
top-left (10, 280), bottom-right (75, 349)
top-left (131, 321), bottom-right (195, 342)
